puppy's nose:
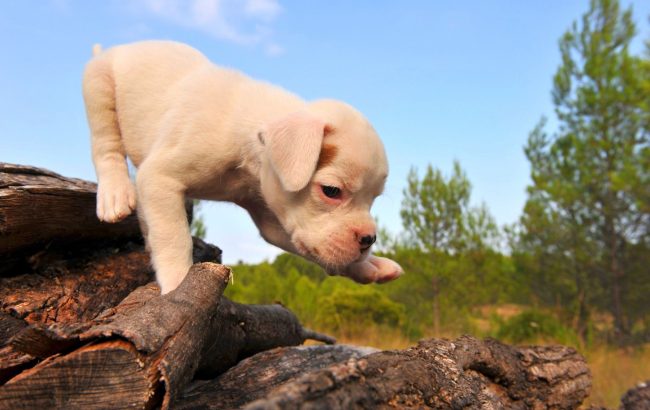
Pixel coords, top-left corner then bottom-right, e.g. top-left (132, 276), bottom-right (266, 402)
top-left (359, 234), bottom-right (376, 247)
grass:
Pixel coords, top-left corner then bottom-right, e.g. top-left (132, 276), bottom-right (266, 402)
top-left (326, 325), bottom-right (413, 350)
top-left (583, 344), bottom-right (650, 408)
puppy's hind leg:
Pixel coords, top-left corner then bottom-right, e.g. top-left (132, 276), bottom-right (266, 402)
top-left (82, 53), bottom-right (136, 223)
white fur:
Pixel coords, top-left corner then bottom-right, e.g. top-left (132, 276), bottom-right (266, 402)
top-left (83, 40), bottom-right (403, 294)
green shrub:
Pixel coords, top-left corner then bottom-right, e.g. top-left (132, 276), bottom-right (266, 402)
top-left (315, 286), bottom-right (406, 334)
top-left (494, 309), bottom-right (580, 346)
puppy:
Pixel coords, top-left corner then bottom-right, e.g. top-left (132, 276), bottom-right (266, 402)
top-left (82, 41), bottom-right (403, 294)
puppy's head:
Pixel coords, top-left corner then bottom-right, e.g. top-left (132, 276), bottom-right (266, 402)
top-left (259, 99), bottom-right (388, 276)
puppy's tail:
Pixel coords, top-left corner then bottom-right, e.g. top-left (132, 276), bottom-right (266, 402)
top-left (92, 43), bottom-right (102, 57)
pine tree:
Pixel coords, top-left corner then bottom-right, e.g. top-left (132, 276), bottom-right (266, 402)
top-left (400, 161), bottom-right (499, 334)
top-left (519, 0), bottom-right (649, 339)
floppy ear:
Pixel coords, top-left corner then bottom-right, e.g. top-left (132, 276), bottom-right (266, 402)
top-left (264, 111), bottom-right (327, 192)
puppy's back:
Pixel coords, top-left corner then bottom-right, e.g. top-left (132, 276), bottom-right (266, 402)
top-left (86, 41), bottom-right (210, 165)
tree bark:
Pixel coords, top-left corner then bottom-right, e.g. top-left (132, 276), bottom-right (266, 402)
top-left (0, 236), bottom-right (220, 327)
top-left (176, 344), bottom-right (379, 409)
top-left (0, 311), bottom-right (33, 384)
top-left (0, 163), bottom-right (141, 269)
top-left (620, 380), bottom-right (650, 410)
top-left (176, 335), bottom-right (592, 410)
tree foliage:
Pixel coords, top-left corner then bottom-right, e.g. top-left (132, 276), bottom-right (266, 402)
top-left (516, 0), bottom-right (649, 340)
top-left (398, 161), bottom-right (506, 335)
top-left (401, 161), bottom-right (470, 253)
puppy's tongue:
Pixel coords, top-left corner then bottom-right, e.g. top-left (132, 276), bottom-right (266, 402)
top-left (375, 270), bottom-right (402, 284)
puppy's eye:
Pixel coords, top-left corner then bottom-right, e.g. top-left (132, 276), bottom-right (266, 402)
top-left (321, 185), bottom-right (342, 199)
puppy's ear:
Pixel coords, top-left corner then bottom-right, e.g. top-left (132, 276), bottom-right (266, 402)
top-left (264, 111), bottom-right (328, 192)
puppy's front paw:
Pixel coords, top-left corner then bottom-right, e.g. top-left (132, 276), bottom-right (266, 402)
top-left (344, 255), bottom-right (403, 284)
top-left (96, 177), bottom-right (136, 223)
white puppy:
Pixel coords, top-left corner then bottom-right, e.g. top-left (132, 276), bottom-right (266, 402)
top-left (83, 41), bottom-right (403, 294)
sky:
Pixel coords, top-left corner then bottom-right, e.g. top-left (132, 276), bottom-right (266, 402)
top-left (2, 0), bottom-right (649, 264)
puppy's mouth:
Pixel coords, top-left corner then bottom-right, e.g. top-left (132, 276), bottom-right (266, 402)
top-left (294, 240), bottom-right (320, 261)
top-left (294, 238), bottom-right (369, 272)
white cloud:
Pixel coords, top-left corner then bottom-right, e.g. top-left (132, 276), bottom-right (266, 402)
top-left (265, 42), bottom-right (284, 57)
top-left (244, 0), bottom-right (281, 21)
top-left (135, 0), bottom-right (283, 50)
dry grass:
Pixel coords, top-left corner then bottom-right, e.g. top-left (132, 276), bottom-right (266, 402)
top-left (583, 344), bottom-right (650, 408)
top-left (328, 326), bottom-right (413, 350)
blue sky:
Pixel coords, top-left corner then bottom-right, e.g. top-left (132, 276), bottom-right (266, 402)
top-left (2, 1), bottom-right (649, 263)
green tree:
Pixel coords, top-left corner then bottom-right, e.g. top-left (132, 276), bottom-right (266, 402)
top-left (400, 161), bottom-right (501, 335)
top-left (401, 161), bottom-right (470, 253)
top-left (518, 0), bottom-right (649, 340)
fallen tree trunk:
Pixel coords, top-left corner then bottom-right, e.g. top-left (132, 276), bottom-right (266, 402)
top-left (176, 335), bottom-right (592, 410)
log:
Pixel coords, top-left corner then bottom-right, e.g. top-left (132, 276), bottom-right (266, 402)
top-left (0, 263), bottom-right (333, 409)
top-left (176, 336), bottom-right (592, 410)
top-left (0, 313), bottom-right (33, 384)
top-left (177, 344), bottom-right (380, 409)
top-left (1, 162), bottom-right (331, 408)
top-left (620, 381), bottom-right (650, 410)
top-left (0, 236), bottom-right (220, 327)
top-left (0, 163), bottom-right (141, 273)
top-left (0, 241), bottom-right (152, 326)
top-left (0, 229), bottom-right (220, 386)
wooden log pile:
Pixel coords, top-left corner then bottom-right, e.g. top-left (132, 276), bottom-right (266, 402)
top-left (0, 163), bottom-right (644, 409)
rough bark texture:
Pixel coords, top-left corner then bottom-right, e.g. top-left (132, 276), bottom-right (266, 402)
top-left (177, 336), bottom-right (590, 410)
top-left (1, 240), bottom-right (153, 326)
top-left (0, 236), bottom-right (220, 325)
top-left (177, 344), bottom-right (380, 409)
top-left (620, 381), bottom-right (650, 410)
top-left (0, 163), bottom-right (140, 272)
